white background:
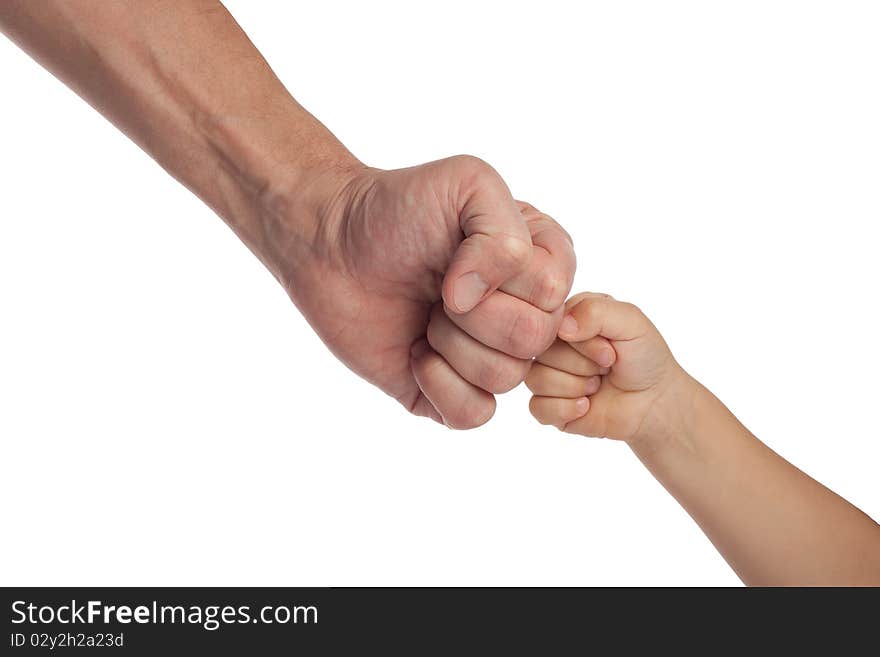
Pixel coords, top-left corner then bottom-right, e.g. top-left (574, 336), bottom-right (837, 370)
top-left (1, 1), bottom-right (878, 586)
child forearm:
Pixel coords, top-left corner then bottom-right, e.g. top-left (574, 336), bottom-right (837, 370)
top-left (630, 376), bottom-right (880, 586)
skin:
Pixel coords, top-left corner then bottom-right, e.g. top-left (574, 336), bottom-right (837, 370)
top-left (526, 292), bottom-right (880, 585)
top-left (0, 1), bottom-right (576, 429)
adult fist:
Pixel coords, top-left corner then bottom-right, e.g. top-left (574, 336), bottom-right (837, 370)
top-left (283, 155), bottom-right (576, 428)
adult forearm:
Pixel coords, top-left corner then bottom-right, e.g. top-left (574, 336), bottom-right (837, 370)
top-left (0, 0), bottom-right (360, 279)
top-left (631, 378), bottom-right (880, 585)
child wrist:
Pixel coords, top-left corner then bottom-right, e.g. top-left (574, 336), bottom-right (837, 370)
top-left (627, 367), bottom-right (700, 452)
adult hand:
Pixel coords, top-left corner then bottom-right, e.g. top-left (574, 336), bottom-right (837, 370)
top-left (0, 4), bottom-right (575, 428)
top-left (284, 155), bottom-right (576, 428)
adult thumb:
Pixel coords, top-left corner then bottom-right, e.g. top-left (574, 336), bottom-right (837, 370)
top-left (440, 156), bottom-right (533, 314)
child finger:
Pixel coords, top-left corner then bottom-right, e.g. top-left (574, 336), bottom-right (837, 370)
top-left (571, 336), bottom-right (616, 368)
top-left (560, 387), bottom-right (611, 438)
top-left (536, 339), bottom-right (610, 376)
top-left (564, 291), bottom-right (615, 312)
top-left (524, 363), bottom-right (602, 398)
top-left (558, 294), bottom-right (648, 342)
top-left (529, 395), bottom-right (590, 429)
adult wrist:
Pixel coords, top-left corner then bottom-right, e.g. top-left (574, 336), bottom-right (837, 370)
top-left (256, 153), bottom-right (371, 294)
top-left (197, 100), bottom-right (368, 287)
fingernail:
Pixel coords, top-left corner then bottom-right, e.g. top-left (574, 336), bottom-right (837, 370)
top-left (597, 349), bottom-right (615, 368)
top-left (410, 340), bottom-right (430, 359)
top-left (559, 314), bottom-right (578, 338)
top-left (575, 397), bottom-right (590, 415)
top-left (453, 272), bottom-right (489, 313)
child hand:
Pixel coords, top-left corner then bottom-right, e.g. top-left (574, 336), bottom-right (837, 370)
top-left (525, 292), bottom-right (691, 444)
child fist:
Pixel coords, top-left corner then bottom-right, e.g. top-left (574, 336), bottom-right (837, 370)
top-left (525, 292), bottom-right (691, 444)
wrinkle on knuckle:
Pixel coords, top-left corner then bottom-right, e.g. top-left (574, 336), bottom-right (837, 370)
top-left (532, 270), bottom-right (568, 310)
top-left (506, 310), bottom-right (545, 358)
top-left (449, 395), bottom-right (494, 429)
top-left (480, 360), bottom-right (526, 394)
top-left (479, 364), bottom-right (508, 394)
top-left (496, 234), bottom-right (531, 271)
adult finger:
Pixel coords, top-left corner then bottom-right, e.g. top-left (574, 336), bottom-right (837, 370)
top-left (497, 203), bottom-right (577, 312)
top-left (409, 391), bottom-right (444, 424)
top-left (445, 290), bottom-right (563, 360)
top-left (441, 156), bottom-right (533, 314)
top-left (410, 339), bottom-right (496, 429)
top-left (426, 304), bottom-right (531, 394)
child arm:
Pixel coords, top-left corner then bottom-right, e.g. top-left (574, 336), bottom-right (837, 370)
top-left (632, 378), bottom-right (880, 586)
top-left (527, 293), bottom-right (880, 585)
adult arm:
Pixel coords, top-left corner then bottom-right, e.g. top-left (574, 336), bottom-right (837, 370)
top-left (0, 1), bottom-right (576, 426)
top-left (0, 0), bottom-right (355, 278)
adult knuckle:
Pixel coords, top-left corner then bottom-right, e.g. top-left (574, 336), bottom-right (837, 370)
top-left (507, 311), bottom-right (542, 358)
top-left (448, 395), bottom-right (495, 429)
top-left (507, 311), bottom-right (553, 359)
top-left (519, 203), bottom-right (548, 223)
top-left (449, 154), bottom-right (495, 180)
top-left (532, 269), bottom-right (569, 310)
top-left (480, 359), bottom-right (528, 394)
top-left (497, 234), bottom-right (531, 270)
top-left (453, 153), bottom-right (488, 168)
